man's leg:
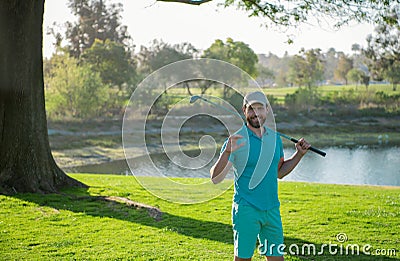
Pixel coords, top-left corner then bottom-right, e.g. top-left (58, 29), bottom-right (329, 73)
top-left (232, 202), bottom-right (261, 260)
top-left (259, 207), bottom-right (285, 260)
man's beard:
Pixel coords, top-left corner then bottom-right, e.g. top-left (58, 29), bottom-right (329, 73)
top-left (247, 115), bottom-right (265, 128)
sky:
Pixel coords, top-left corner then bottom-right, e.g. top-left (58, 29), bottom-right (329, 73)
top-left (43, 0), bottom-right (376, 58)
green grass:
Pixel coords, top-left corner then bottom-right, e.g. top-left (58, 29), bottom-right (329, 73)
top-left (1, 174), bottom-right (399, 260)
top-left (159, 84), bottom-right (397, 102)
top-left (49, 134), bottom-right (122, 150)
top-left (262, 84), bottom-right (400, 104)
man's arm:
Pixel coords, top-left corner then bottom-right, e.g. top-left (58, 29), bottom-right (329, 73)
top-left (278, 138), bottom-right (310, 179)
top-left (210, 134), bottom-right (244, 184)
top-left (210, 150), bottom-right (233, 184)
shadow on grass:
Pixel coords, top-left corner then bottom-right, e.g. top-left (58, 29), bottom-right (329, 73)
top-left (12, 189), bottom-right (397, 261)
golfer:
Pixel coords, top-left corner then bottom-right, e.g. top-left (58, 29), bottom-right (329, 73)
top-left (210, 91), bottom-right (311, 261)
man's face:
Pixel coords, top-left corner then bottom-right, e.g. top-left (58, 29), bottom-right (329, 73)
top-left (243, 103), bottom-right (267, 128)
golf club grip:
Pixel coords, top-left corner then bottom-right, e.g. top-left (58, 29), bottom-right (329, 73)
top-left (290, 138), bottom-right (326, 157)
top-left (309, 146), bottom-right (326, 157)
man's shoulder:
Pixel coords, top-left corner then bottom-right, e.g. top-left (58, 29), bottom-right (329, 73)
top-left (222, 125), bottom-right (247, 148)
top-left (231, 124), bottom-right (247, 136)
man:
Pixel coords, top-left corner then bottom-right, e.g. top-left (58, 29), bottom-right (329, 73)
top-left (210, 91), bottom-right (311, 261)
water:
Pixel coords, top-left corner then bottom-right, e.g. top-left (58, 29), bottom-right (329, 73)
top-left (282, 146), bottom-right (400, 186)
top-left (68, 146), bottom-right (400, 187)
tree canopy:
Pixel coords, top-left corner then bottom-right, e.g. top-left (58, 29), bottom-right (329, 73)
top-left (45, 53), bottom-right (110, 118)
top-left (157, 0), bottom-right (399, 30)
top-left (334, 53), bottom-right (353, 85)
top-left (135, 40), bottom-right (197, 74)
top-left (363, 19), bottom-right (400, 90)
top-left (81, 39), bottom-right (136, 88)
top-left (201, 38), bottom-right (258, 97)
top-left (64, 0), bottom-right (131, 58)
top-left (202, 38), bottom-right (258, 77)
top-left (288, 48), bottom-right (324, 88)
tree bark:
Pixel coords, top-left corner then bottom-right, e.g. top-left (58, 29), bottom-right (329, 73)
top-left (0, 0), bottom-right (86, 193)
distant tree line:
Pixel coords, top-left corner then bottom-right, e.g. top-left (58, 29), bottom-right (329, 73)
top-left (44, 0), bottom-right (400, 120)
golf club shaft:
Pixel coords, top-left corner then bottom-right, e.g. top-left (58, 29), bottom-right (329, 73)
top-left (191, 95), bottom-right (326, 157)
top-left (276, 132), bottom-right (326, 157)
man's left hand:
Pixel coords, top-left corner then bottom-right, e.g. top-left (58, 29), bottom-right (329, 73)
top-left (296, 138), bottom-right (311, 155)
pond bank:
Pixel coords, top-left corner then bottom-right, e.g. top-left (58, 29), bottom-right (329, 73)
top-left (48, 116), bottom-right (400, 169)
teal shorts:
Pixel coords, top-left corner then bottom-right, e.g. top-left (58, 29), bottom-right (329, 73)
top-left (232, 199), bottom-right (284, 258)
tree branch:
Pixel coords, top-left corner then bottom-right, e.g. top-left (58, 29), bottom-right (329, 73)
top-left (105, 196), bottom-right (163, 221)
top-left (156, 0), bottom-right (212, 5)
top-left (243, 0), bottom-right (280, 25)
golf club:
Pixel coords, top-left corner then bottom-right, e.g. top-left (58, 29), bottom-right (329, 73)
top-left (190, 95), bottom-right (326, 157)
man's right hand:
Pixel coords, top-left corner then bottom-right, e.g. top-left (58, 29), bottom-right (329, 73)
top-left (225, 135), bottom-right (245, 153)
top-left (211, 135), bottom-right (245, 184)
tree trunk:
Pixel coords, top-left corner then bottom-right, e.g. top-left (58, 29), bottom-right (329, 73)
top-left (0, 0), bottom-right (86, 193)
top-left (184, 82), bottom-right (193, 96)
top-left (223, 84), bottom-right (229, 99)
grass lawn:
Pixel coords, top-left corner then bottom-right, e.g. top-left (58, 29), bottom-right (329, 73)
top-left (262, 84), bottom-right (400, 104)
top-left (1, 174), bottom-right (399, 260)
top-left (164, 84), bottom-right (400, 104)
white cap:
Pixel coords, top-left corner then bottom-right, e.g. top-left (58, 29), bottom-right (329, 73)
top-left (243, 91), bottom-right (268, 107)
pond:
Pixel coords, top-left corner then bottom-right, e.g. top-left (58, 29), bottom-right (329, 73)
top-left (68, 146), bottom-right (400, 187)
